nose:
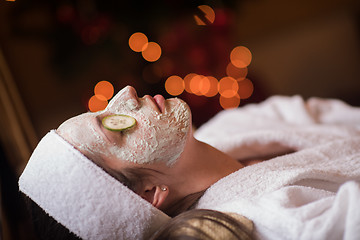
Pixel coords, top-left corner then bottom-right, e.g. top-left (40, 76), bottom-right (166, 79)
top-left (125, 86), bottom-right (138, 97)
top-left (106, 85), bottom-right (139, 111)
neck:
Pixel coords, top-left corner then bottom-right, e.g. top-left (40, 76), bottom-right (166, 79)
top-left (158, 133), bottom-right (244, 215)
top-left (171, 136), bottom-right (244, 198)
top-left (192, 139), bottom-right (244, 186)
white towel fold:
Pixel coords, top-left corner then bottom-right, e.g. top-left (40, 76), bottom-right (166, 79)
top-left (194, 95), bottom-right (360, 239)
top-left (196, 137), bottom-right (360, 206)
top-left (19, 130), bottom-right (170, 240)
top-left (195, 95), bottom-right (360, 161)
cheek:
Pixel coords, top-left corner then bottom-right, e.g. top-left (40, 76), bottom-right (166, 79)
top-left (118, 122), bottom-right (188, 165)
top-left (151, 123), bottom-right (189, 165)
top-left (106, 101), bottom-right (191, 165)
top-left (104, 110), bottom-right (159, 164)
top-left (138, 100), bottom-right (191, 165)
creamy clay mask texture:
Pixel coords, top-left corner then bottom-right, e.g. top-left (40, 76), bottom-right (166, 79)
top-left (57, 86), bottom-right (191, 166)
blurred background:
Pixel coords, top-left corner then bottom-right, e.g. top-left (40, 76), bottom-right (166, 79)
top-left (1, 0), bottom-right (359, 239)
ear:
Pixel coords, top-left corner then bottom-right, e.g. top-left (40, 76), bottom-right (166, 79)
top-left (140, 185), bottom-right (169, 209)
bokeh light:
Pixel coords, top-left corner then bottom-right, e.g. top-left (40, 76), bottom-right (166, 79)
top-left (129, 32), bottom-right (148, 52)
top-left (198, 76), bottom-right (211, 95)
top-left (219, 94), bottom-right (240, 109)
top-left (238, 78), bottom-right (254, 99)
top-left (203, 76), bottom-right (219, 97)
top-left (190, 74), bottom-right (211, 96)
top-left (165, 75), bottom-right (185, 96)
top-left (94, 80), bottom-right (114, 100)
top-left (218, 76), bottom-right (239, 98)
top-left (141, 42), bottom-right (162, 62)
top-left (194, 5), bottom-right (215, 25)
top-left (88, 95), bottom-right (108, 112)
top-left (226, 62), bottom-right (248, 80)
top-left (230, 46), bottom-right (252, 68)
top-left (189, 75), bottom-right (203, 95)
top-left (184, 73), bottom-right (198, 93)
top-left (182, 74), bottom-right (219, 97)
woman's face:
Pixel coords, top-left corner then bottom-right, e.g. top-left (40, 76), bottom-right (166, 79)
top-left (57, 86), bottom-right (192, 169)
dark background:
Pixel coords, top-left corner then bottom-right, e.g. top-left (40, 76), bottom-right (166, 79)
top-left (1, 0), bottom-right (360, 239)
top-left (1, 0), bottom-right (360, 135)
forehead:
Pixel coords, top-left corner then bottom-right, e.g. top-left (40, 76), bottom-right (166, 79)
top-left (57, 112), bottom-right (96, 136)
top-left (61, 110), bottom-right (97, 124)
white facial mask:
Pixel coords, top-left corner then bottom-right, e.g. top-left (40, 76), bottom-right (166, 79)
top-left (57, 86), bottom-right (191, 166)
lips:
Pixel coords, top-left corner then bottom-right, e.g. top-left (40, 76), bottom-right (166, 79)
top-left (153, 95), bottom-right (165, 113)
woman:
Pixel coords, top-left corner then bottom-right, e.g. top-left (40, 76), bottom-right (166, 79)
top-left (19, 86), bottom-right (245, 239)
top-left (19, 86), bottom-right (360, 239)
top-left (55, 86), bottom-right (244, 214)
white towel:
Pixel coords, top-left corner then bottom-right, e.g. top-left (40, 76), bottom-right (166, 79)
top-left (19, 130), bottom-right (170, 240)
top-left (196, 136), bottom-right (360, 206)
top-left (195, 95), bottom-right (360, 160)
top-left (194, 96), bottom-right (360, 239)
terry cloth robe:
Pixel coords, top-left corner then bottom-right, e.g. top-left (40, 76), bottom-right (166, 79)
top-left (194, 95), bottom-right (360, 240)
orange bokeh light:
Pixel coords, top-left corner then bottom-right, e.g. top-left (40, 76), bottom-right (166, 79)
top-left (129, 32), bottom-right (148, 52)
top-left (238, 78), bottom-right (254, 99)
top-left (203, 76), bottom-right (218, 97)
top-left (194, 5), bottom-right (216, 25)
top-left (141, 42), bottom-right (162, 62)
top-left (199, 76), bottom-right (211, 95)
top-left (94, 80), bottom-right (114, 100)
top-left (88, 95), bottom-right (108, 112)
top-left (165, 75), bottom-right (185, 96)
top-left (218, 76), bottom-right (239, 98)
top-left (226, 62), bottom-right (248, 80)
top-left (189, 75), bottom-right (206, 96)
top-left (219, 94), bottom-right (240, 109)
top-left (184, 73), bottom-right (198, 93)
top-left (230, 46), bottom-right (252, 68)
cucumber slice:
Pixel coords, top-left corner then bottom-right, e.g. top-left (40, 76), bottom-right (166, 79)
top-left (102, 114), bottom-right (136, 131)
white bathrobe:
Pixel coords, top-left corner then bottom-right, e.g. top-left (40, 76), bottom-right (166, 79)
top-left (194, 96), bottom-right (360, 240)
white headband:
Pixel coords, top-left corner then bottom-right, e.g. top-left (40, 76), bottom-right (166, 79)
top-left (18, 130), bottom-right (170, 239)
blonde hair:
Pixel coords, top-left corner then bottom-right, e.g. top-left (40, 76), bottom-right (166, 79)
top-left (150, 209), bottom-right (254, 240)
